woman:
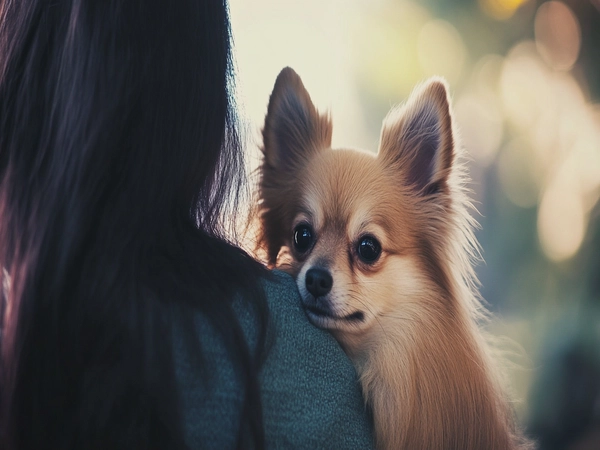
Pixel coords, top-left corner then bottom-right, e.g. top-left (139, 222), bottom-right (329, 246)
top-left (0, 0), bottom-right (373, 448)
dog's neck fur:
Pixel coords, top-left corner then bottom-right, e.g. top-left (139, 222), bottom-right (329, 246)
top-left (335, 244), bottom-right (523, 450)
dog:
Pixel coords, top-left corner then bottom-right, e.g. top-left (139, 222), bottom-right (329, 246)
top-left (256, 67), bottom-right (532, 449)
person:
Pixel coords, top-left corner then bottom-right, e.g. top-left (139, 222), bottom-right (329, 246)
top-left (0, 0), bottom-right (373, 449)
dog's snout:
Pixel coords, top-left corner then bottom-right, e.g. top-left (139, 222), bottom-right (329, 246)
top-left (305, 268), bottom-right (333, 298)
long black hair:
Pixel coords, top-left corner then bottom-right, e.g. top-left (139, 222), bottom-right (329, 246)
top-left (0, 0), bottom-right (267, 448)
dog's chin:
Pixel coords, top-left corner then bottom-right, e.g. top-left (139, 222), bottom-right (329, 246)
top-left (302, 300), bottom-right (366, 331)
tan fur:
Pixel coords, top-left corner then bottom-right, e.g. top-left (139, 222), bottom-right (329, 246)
top-left (257, 67), bottom-right (534, 450)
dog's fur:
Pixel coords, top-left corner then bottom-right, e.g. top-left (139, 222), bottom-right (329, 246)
top-left (257, 67), bottom-right (532, 449)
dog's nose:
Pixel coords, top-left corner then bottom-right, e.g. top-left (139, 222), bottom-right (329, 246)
top-left (305, 268), bottom-right (333, 298)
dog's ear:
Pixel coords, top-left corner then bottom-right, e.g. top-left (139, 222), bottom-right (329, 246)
top-left (258, 68), bottom-right (331, 265)
top-left (262, 67), bottom-right (332, 172)
top-left (378, 78), bottom-right (454, 196)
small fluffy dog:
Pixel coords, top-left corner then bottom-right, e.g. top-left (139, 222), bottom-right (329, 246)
top-left (257, 67), bottom-right (532, 449)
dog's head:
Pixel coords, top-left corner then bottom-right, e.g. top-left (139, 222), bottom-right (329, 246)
top-left (258, 67), bottom-right (463, 344)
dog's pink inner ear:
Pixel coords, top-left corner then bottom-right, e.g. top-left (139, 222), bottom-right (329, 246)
top-left (402, 105), bottom-right (444, 193)
top-left (379, 79), bottom-right (454, 196)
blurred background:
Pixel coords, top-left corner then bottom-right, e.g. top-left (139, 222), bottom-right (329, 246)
top-left (229, 0), bottom-right (600, 447)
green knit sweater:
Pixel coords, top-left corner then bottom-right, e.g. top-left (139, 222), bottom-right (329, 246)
top-left (176, 270), bottom-right (374, 448)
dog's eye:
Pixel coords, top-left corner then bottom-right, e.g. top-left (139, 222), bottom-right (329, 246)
top-left (357, 235), bottom-right (381, 263)
top-left (293, 224), bottom-right (313, 253)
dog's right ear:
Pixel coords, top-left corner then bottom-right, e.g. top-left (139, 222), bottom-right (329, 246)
top-left (262, 67), bottom-right (332, 172)
top-left (258, 68), bottom-right (331, 265)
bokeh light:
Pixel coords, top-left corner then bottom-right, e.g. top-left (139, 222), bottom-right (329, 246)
top-left (500, 42), bottom-right (550, 130)
top-left (534, 1), bottom-right (581, 71)
top-left (351, 1), bottom-right (430, 106)
top-left (455, 92), bottom-right (503, 167)
top-left (417, 20), bottom-right (467, 84)
top-left (478, 0), bottom-right (530, 20)
top-left (497, 138), bottom-right (539, 208)
top-left (538, 169), bottom-right (586, 262)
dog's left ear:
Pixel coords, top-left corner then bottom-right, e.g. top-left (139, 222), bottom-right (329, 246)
top-left (378, 77), bottom-right (454, 196)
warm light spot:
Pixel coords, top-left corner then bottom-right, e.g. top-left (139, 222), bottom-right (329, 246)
top-left (455, 93), bottom-right (503, 167)
top-left (417, 20), bottom-right (467, 85)
top-left (534, 1), bottom-right (581, 71)
top-left (500, 42), bottom-right (550, 130)
top-left (497, 138), bottom-right (540, 208)
top-left (555, 75), bottom-right (587, 157)
top-left (527, 74), bottom-right (583, 179)
top-left (479, 0), bottom-right (530, 20)
top-left (538, 172), bottom-right (586, 262)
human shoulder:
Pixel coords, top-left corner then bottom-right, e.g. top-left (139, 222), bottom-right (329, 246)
top-left (257, 270), bottom-right (374, 448)
top-left (177, 270), bottom-right (373, 448)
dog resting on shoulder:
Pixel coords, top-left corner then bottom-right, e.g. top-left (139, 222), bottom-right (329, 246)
top-left (257, 67), bottom-right (532, 450)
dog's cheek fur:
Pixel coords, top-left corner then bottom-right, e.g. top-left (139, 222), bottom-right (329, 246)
top-left (335, 254), bottom-right (434, 356)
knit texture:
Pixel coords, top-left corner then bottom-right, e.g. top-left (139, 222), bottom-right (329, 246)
top-left (177, 270), bottom-right (374, 449)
